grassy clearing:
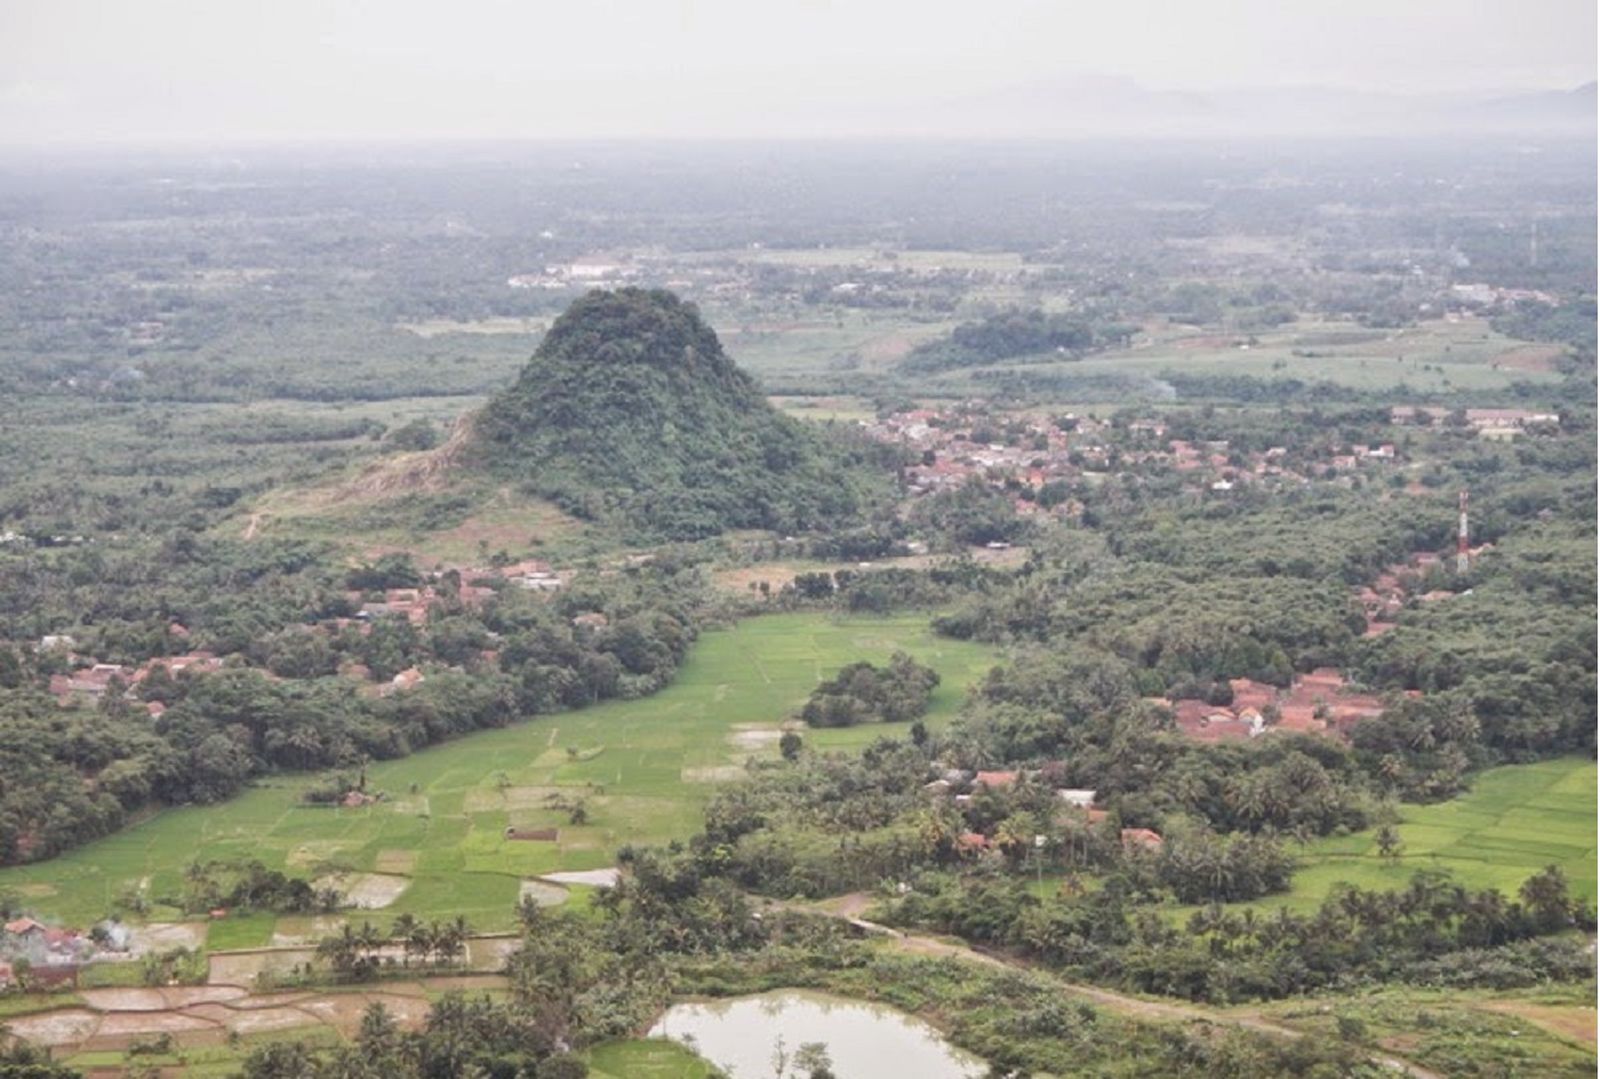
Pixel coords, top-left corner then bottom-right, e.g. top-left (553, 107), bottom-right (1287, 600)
top-left (63, 1026), bottom-right (346, 1078)
top-left (1252, 983), bottom-right (1597, 1077)
top-left (397, 317), bottom-right (549, 338)
top-left (586, 1038), bottom-right (722, 1078)
top-left (708, 310), bottom-right (956, 377)
top-left (206, 912), bottom-right (278, 950)
top-left (1241, 757), bottom-right (1597, 916)
top-left (768, 394), bottom-right (881, 422)
top-left (0, 993), bottom-right (85, 1019)
top-left (0, 615), bottom-right (996, 935)
top-left (242, 475), bottom-right (588, 566)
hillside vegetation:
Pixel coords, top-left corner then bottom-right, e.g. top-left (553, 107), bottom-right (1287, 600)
top-left (474, 289), bottom-right (886, 540)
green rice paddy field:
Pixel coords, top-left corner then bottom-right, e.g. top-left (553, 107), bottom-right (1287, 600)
top-left (4, 609), bottom-right (1591, 941)
top-left (1242, 756), bottom-right (1597, 915)
top-left (954, 316), bottom-right (1563, 395)
top-left (0, 614), bottom-right (998, 938)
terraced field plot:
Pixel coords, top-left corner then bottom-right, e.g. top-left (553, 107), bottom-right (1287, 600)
top-left (948, 316), bottom-right (1565, 395)
top-left (1249, 756), bottom-right (1597, 914)
top-left (0, 614), bottom-right (996, 937)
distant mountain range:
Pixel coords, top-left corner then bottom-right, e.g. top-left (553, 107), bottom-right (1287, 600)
top-left (889, 76), bottom-right (1597, 139)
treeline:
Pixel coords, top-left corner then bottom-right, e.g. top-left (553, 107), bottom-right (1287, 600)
top-left (900, 308), bottom-right (1134, 373)
top-left (0, 535), bottom-right (353, 663)
top-left (937, 568), bottom-right (1359, 692)
top-left (1350, 522), bottom-right (1597, 773)
top-left (1491, 297), bottom-right (1598, 361)
top-left (799, 652), bottom-right (939, 728)
top-left (882, 865), bottom-right (1593, 1004)
top-left (907, 477), bottom-right (1029, 548)
top-left (765, 559), bottom-right (1017, 616)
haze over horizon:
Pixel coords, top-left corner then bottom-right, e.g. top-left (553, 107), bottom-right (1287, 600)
top-left (1, 0), bottom-right (1595, 144)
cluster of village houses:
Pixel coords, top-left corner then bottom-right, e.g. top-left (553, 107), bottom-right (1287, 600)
top-left (922, 769), bottom-right (1166, 855)
top-left (1135, 544), bottom-right (1487, 744)
top-left (860, 405), bottom-right (1528, 759)
top-left (0, 917), bottom-right (132, 990)
top-left (40, 560), bottom-right (593, 712)
top-left (1390, 406), bottom-right (1561, 441)
top-left (864, 405), bottom-right (1561, 514)
top-left (863, 407), bottom-right (1408, 516)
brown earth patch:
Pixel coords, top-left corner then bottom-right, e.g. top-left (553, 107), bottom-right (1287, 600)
top-left (298, 991), bottom-right (431, 1035)
top-left (285, 841), bottom-right (353, 869)
top-left (270, 915), bottom-right (345, 948)
top-left (124, 922), bottom-right (208, 957)
top-left (228, 990), bottom-right (319, 1010)
top-left (682, 765), bottom-right (745, 783)
top-left (464, 785), bottom-right (566, 812)
top-left (17, 977), bottom-right (513, 1055)
top-left (519, 880), bottom-right (568, 907)
top-left (423, 974), bottom-right (511, 992)
top-left (208, 947), bottom-right (317, 986)
top-left (78, 987), bottom-right (240, 1012)
top-left (465, 937), bottom-right (523, 969)
top-left (7, 1009), bottom-right (101, 1046)
top-left (1479, 1001), bottom-right (1597, 1045)
top-left (182, 1001), bottom-right (246, 1025)
top-left (93, 1010), bottom-right (216, 1038)
top-left (160, 986), bottom-right (247, 1008)
top-left (540, 868), bottom-right (622, 888)
top-left (1491, 343), bottom-right (1565, 373)
top-left (223, 1005), bottom-right (323, 1036)
top-left (860, 334), bottom-right (918, 362)
top-left (315, 872), bottom-right (410, 909)
top-left (1172, 334), bottom-right (1237, 350)
top-left (728, 727), bottom-right (783, 751)
top-left (336, 413), bottom-right (476, 501)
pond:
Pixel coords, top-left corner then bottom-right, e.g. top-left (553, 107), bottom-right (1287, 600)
top-left (648, 989), bottom-right (987, 1079)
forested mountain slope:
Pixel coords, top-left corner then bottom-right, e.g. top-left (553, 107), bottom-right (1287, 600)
top-left (473, 289), bottom-right (886, 540)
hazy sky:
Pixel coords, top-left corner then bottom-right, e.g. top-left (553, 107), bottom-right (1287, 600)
top-left (1, 0), bottom-right (1594, 142)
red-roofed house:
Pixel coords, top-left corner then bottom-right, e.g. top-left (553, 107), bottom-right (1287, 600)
top-left (1121, 828), bottom-right (1164, 851)
top-left (974, 770), bottom-right (1018, 790)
